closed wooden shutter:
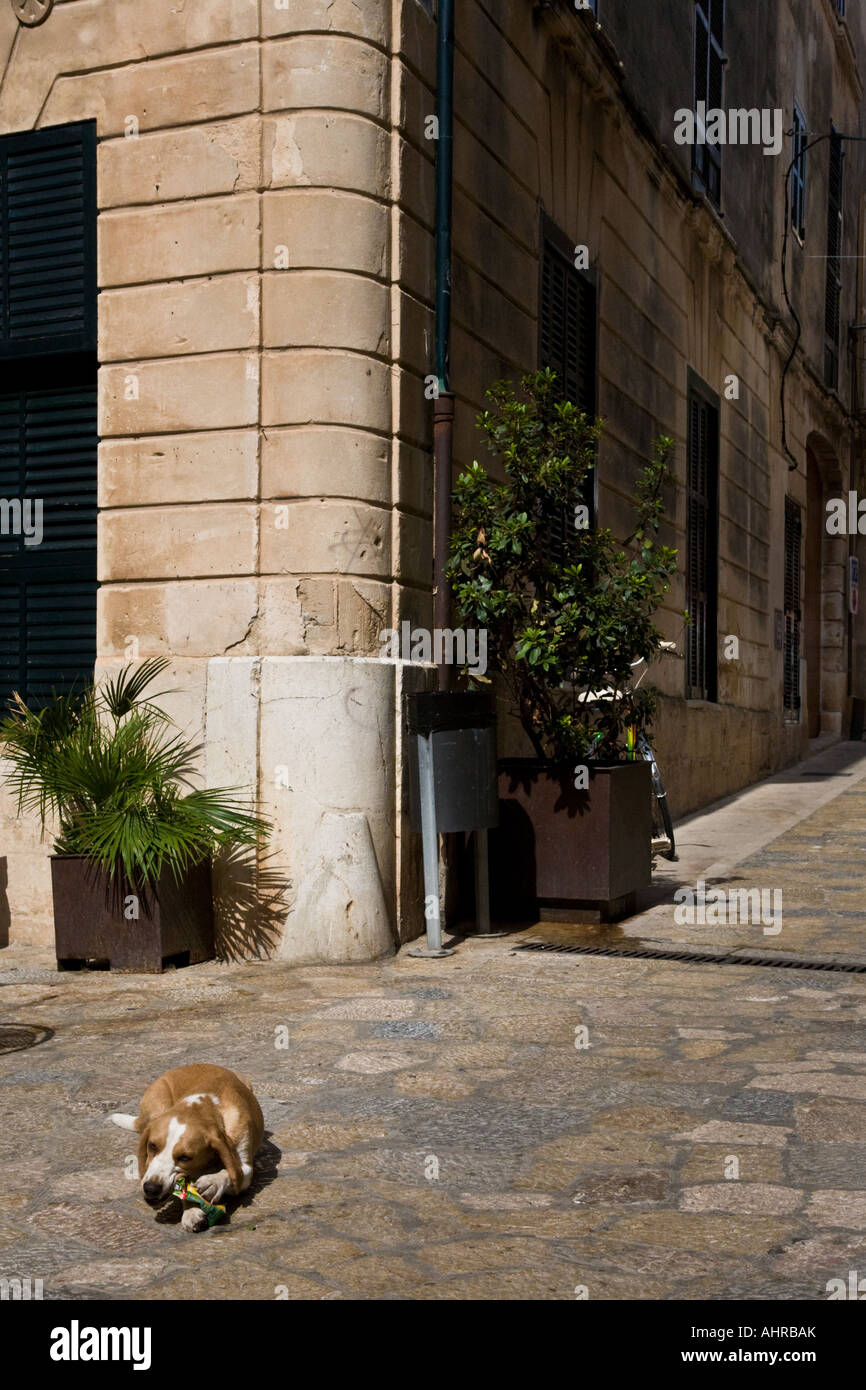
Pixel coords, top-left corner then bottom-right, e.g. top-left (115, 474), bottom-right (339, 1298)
top-left (0, 121), bottom-right (97, 710)
top-left (540, 239), bottom-right (596, 418)
top-left (0, 123), bottom-right (97, 359)
top-left (784, 497), bottom-right (802, 716)
top-left (0, 382), bottom-right (97, 702)
top-left (538, 218), bottom-right (597, 566)
top-left (686, 388), bottom-right (719, 701)
top-left (825, 130), bottom-right (844, 390)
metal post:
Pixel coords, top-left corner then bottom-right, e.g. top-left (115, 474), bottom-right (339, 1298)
top-left (474, 828), bottom-right (490, 933)
top-left (408, 732), bottom-right (454, 958)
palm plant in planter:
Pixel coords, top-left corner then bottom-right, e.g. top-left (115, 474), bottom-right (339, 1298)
top-left (0, 659), bottom-right (269, 971)
top-left (448, 369), bottom-right (679, 921)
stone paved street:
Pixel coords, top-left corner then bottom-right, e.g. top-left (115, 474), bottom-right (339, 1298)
top-left (3, 756), bottom-right (866, 1301)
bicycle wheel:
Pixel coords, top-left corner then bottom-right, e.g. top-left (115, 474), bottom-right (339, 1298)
top-left (636, 732), bottom-right (677, 860)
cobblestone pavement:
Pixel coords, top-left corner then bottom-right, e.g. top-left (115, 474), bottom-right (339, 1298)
top-left (3, 781), bottom-right (866, 1300)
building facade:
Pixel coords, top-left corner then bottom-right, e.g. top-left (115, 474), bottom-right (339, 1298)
top-left (0, 0), bottom-right (864, 958)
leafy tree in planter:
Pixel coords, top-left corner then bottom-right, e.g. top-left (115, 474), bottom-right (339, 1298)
top-left (0, 659), bottom-right (269, 890)
top-left (448, 370), bottom-right (680, 763)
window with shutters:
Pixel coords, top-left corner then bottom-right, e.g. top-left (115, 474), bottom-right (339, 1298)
top-left (693, 1), bottom-right (724, 209)
top-left (686, 378), bottom-right (719, 702)
top-left (0, 121), bottom-right (97, 708)
top-left (825, 128), bottom-right (844, 391)
top-left (784, 497), bottom-right (802, 718)
top-left (538, 213), bottom-right (598, 565)
top-left (790, 103), bottom-right (807, 241)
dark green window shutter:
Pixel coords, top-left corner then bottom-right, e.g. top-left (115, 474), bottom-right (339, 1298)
top-left (686, 383), bottom-right (719, 702)
top-left (0, 119), bottom-right (98, 710)
top-left (538, 215), bottom-right (598, 564)
top-left (0, 382), bottom-right (97, 703)
top-left (783, 497), bottom-right (802, 715)
top-left (539, 235), bottom-right (596, 418)
top-left (0, 122), bottom-right (97, 359)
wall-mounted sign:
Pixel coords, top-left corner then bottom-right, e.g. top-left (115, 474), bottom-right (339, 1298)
top-left (850, 555), bottom-right (860, 616)
top-left (11, 0), bottom-right (54, 26)
top-left (774, 609), bottom-right (784, 651)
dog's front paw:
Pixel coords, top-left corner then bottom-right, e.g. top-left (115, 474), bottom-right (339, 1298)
top-left (195, 1171), bottom-right (230, 1203)
top-left (181, 1206), bottom-right (209, 1233)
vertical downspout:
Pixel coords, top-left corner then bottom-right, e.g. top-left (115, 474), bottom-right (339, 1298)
top-left (433, 0), bottom-right (455, 692)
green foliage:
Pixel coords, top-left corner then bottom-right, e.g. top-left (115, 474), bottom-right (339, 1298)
top-left (0, 658), bottom-right (269, 889)
top-left (447, 370), bottom-right (681, 761)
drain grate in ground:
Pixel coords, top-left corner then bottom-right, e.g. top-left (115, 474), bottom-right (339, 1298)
top-left (0, 1023), bottom-right (54, 1055)
top-left (514, 940), bottom-right (866, 974)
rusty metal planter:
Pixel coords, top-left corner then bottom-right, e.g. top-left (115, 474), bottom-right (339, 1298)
top-left (490, 760), bottom-right (652, 923)
top-left (51, 856), bottom-right (214, 973)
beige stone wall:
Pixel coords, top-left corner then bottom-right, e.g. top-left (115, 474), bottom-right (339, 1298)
top-left (432, 0), bottom-right (864, 822)
top-left (0, 0), bottom-right (437, 952)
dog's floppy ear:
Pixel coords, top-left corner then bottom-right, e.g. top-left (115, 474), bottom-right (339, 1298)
top-left (136, 1122), bottom-right (151, 1180)
top-left (206, 1125), bottom-right (243, 1191)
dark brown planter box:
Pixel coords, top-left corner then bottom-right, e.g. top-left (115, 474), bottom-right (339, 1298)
top-left (51, 856), bottom-right (214, 973)
top-left (490, 760), bottom-right (652, 923)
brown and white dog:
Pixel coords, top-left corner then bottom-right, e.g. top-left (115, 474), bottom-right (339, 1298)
top-left (110, 1064), bottom-right (264, 1232)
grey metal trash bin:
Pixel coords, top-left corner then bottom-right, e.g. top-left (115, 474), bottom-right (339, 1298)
top-left (404, 691), bottom-right (498, 955)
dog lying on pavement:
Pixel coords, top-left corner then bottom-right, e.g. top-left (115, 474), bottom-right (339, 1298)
top-left (110, 1064), bottom-right (264, 1232)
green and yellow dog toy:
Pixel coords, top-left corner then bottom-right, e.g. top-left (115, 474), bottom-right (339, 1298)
top-left (172, 1179), bottom-right (226, 1227)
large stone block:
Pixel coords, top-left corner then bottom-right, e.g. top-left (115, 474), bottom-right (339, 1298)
top-left (263, 112), bottom-right (389, 197)
top-left (257, 577), bottom-right (317, 655)
top-left (99, 505), bottom-right (258, 581)
top-left (261, 426), bottom-right (390, 505)
top-left (261, 350), bottom-right (391, 432)
top-left (262, 0), bottom-right (390, 46)
top-left (99, 275), bottom-right (260, 363)
top-left (3, 850), bottom-right (54, 948)
top-left (260, 500), bottom-right (391, 578)
top-left (99, 430), bottom-right (258, 508)
top-left (99, 353), bottom-right (259, 435)
top-left (99, 196), bottom-right (260, 288)
top-left (98, 116), bottom-right (260, 207)
top-left (42, 45), bottom-right (260, 137)
top-left (98, 579), bottom-right (260, 658)
top-left (262, 189), bottom-right (389, 277)
top-left (258, 656), bottom-right (397, 962)
top-left (263, 270), bottom-right (390, 353)
top-left (263, 35), bottom-right (389, 121)
top-left (276, 811), bottom-right (394, 963)
top-left (394, 509), bottom-right (432, 587)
